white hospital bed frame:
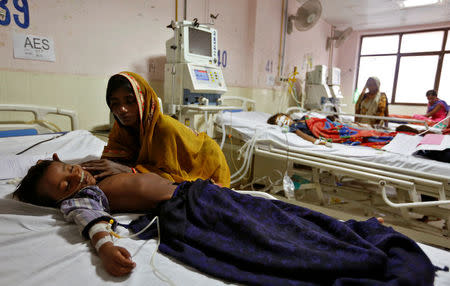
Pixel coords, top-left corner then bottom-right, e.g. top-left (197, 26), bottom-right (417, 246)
top-left (0, 104), bottom-right (79, 132)
top-left (217, 105), bottom-right (450, 248)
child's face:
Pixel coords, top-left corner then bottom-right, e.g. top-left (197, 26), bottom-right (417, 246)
top-left (37, 161), bottom-right (96, 203)
top-left (276, 115), bottom-right (293, 127)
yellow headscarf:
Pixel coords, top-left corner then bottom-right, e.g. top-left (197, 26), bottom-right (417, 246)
top-left (103, 72), bottom-right (231, 187)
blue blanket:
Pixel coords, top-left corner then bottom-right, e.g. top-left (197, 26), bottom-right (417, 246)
top-left (129, 179), bottom-right (435, 285)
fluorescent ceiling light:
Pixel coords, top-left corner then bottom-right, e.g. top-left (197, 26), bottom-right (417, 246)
top-left (398, 0), bottom-right (442, 8)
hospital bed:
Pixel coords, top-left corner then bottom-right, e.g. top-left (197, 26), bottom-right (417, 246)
top-left (215, 109), bottom-right (450, 248)
top-left (0, 105), bottom-right (241, 285)
top-left (0, 104), bottom-right (449, 285)
top-left (285, 106), bottom-right (449, 135)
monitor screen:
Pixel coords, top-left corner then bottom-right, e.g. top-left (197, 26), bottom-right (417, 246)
top-left (189, 27), bottom-right (212, 57)
top-left (194, 69), bottom-right (209, 81)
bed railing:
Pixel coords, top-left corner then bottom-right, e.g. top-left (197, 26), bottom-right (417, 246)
top-left (0, 104), bottom-right (79, 131)
top-left (285, 107), bottom-right (429, 126)
top-left (255, 144), bottom-right (449, 200)
top-left (251, 142), bottom-right (450, 243)
top-left (227, 129), bottom-right (450, 208)
top-left (219, 96), bottom-right (256, 111)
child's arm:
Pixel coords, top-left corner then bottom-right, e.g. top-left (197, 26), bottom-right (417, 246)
top-left (294, 130), bottom-right (331, 147)
top-left (89, 222), bottom-right (135, 277)
top-left (294, 129), bottom-right (316, 143)
top-left (60, 186), bottom-right (136, 277)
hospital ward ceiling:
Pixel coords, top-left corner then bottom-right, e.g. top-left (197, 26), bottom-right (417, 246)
top-left (321, 0), bottom-right (450, 30)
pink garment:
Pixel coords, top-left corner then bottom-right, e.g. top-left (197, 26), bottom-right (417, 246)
top-left (431, 102), bottom-right (449, 121)
top-left (412, 114), bottom-right (430, 121)
top-left (413, 102), bottom-right (448, 122)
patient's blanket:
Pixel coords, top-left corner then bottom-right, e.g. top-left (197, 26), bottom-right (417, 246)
top-left (306, 118), bottom-right (396, 148)
top-left (130, 180), bottom-right (435, 286)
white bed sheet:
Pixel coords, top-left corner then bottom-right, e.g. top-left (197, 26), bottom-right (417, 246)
top-left (0, 131), bottom-right (232, 285)
top-left (215, 111), bottom-right (450, 176)
top-left (0, 130), bottom-right (106, 179)
top-left (0, 181), bottom-right (234, 286)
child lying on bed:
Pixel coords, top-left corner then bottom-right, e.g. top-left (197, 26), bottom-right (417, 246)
top-left (267, 113), bottom-right (397, 148)
top-left (13, 154), bottom-right (438, 285)
top-left (267, 113), bottom-right (332, 147)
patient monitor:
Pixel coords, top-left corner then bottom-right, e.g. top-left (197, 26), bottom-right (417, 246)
top-left (164, 20), bottom-right (227, 115)
top-left (305, 65), bottom-right (343, 112)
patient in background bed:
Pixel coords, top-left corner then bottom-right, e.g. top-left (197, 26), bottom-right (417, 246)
top-left (267, 113), bottom-right (332, 146)
top-left (13, 154), bottom-right (438, 285)
top-left (413, 90), bottom-right (449, 123)
top-left (267, 113), bottom-right (397, 148)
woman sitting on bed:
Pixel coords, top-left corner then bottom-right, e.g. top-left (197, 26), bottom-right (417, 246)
top-left (12, 154), bottom-right (436, 285)
top-left (81, 72), bottom-right (230, 187)
top-left (413, 90), bottom-right (449, 123)
top-left (267, 113), bottom-right (397, 148)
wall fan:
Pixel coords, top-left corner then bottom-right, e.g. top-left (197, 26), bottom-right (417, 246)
top-left (287, 0), bottom-right (322, 34)
top-left (326, 27), bottom-right (353, 50)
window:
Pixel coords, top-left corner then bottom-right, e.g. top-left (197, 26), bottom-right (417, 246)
top-left (356, 28), bottom-right (450, 104)
top-left (438, 55), bottom-right (450, 101)
top-left (395, 55), bottom-right (439, 104)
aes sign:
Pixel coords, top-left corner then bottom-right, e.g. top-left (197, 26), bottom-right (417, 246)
top-left (13, 33), bottom-right (55, 62)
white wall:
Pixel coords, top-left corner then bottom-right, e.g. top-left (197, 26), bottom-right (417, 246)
top-left (0, 0), bottom-right (333, 129)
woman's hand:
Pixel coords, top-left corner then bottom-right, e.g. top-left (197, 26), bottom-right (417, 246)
top-left (81, 159), bottom-right (132, 179)
top-left (362, 82), bottom-right (369, 94)
top-left (98, 243), bottom-right (136, 277)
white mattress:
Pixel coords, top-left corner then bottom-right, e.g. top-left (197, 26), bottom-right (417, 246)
top-left (0, 182), bottom-right (236, 286)
top-left (215, 111), bottom-right (450, 176)
top-left (0, 131), bottom-right (232, 285)
top-left (0, 130), bottom-right (106, 179)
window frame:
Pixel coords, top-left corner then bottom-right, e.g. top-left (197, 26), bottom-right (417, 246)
top-left (356, 27), bottom-right (450, 106)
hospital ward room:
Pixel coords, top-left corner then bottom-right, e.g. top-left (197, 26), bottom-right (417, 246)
top-left (2, 0), bottom-right (450, 285)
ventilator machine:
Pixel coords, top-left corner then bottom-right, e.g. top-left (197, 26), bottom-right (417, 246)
top-left (164, 20), bottom-right (227, 115)
top-left (304, 65), bottom-right (343, 112)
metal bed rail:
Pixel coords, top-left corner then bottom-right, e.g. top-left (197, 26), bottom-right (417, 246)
top-left (0, 104), bottom-right (79, 131)
top-left (255, 145), bottom-right (450, 208)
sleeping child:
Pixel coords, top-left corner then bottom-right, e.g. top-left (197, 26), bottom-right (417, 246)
top-left (267, 113), bottom-right (397, 148)
top-left (13, 154), bottom-right (437, 285)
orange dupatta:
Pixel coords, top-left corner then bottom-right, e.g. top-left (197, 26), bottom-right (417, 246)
top-left (102, 72), bottom-right (230, 187)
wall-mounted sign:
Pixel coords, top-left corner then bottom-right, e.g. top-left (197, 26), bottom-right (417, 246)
top-left (13, 33), bottom-right (55, 62)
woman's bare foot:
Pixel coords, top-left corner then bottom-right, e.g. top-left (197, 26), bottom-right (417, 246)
top-left (377, 217), bottom-right (384, 224)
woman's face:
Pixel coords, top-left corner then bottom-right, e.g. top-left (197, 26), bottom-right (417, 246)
top-left (426, 94), bottom-right (437, 104)
top-left (366, 78), bottom-right (379, 94)
top-left (109, 88), bottom-right (140, 127)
